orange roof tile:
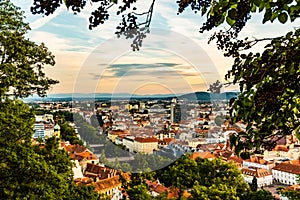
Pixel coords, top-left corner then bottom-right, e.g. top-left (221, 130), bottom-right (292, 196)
top-left (191, 152), bottom-right (215, 160)
top-left (134, 137), bottom-right (158, 143)
top-left (242, 168), bottom-right (272, 178)
top-left (93, 176), bottom-right (122, 192)
top-left (273, 163), bottom-right (300, 175)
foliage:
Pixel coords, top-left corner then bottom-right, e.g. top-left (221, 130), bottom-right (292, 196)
top-left (0, 0), bottom-right (58, 98)
top-left (0, 99), bottom-right (35, 146)
top-left (53, 112), bottom-right (83, 145)
top-left (249, 176), bottom-right (257, 192)
top-left (73, 113), bottom-right (106, 144)
top-left (127, 183), bottom-right (152, 200)
top-left (157, 154), bottom-right (250, 199)
top-left (227, 29), bottom-right (300, 152)
top-left (0, 101), bottom-right (99, 199)
top-left (191, 181), bottom-right (239, 200)
top-left (240, 151), bottom-right (251, 160)
top-left (281, 189), bottom-right (300, 200)
top-left (0, 1), bottom-right (99, 199)
top-left (243, 189), bottom-right (274, 200)
top-left (207, 80), bottom-right (223, 94)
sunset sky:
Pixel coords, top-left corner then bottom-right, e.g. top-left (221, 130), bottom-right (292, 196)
top-left (12, 0), bottom-right (297, 95)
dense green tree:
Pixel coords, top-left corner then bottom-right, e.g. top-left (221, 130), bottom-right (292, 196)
top-left (0, 0), bottom-right (58, 98)
top-left (73, 113), bottom-right (106, 144)
top-left (156, 154), bottom-right (250, 199)
top-left (244, 189), bottom-right (274, 200)
top-left (249, 176), bottom-right (258, 192)
top-left (127, 183), bottom-right (152, 200)
top-left (0, 1), bottom-right (99, 199)
top-left (191, 181), bottom-right (239, 200)
top-left (0, 101), bottom-right (99, 199)
top-left (0, 100), bottom-right (35, 146)
top-left (59, 121), bottom-right (83, 145)
top-left (281, 189), bottom-right (300, 200)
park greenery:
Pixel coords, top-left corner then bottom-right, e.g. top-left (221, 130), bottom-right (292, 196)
top-left (125, 154), bottom-right (274, 200)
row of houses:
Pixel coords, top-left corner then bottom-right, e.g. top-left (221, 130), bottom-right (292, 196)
top-left (190, 144), bottom-right (300, 189)
top-left (60, 142), bottom-right (130, 199)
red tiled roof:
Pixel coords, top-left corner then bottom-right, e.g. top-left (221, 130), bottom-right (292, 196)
top-left (75, 151), bottom-right (98, 160)
top-left (286, 184), bottom-right (300, 191)
top-left (85, 163), bottom-right (117, 179)
top-left (145, 180), bottom-right (168, 194)
top-left (65, 144), bottom-right (86, 154)
top-left (273, 145), bottom-right (289, 152)
top-left (228, 156), bottom-right (243, 164)
top-left (191, 152), bottom-right (214, 160)
top-left (134, 137), bottom-right (158, 143)
top-left (273, 163), bottom-right (300, 175)
top-left (242, 168), bottom-right (272, 178)
top-left (93, 175), bottom-right (121, 192)
top-left (162, 138), bottom-right (175, 143)
top-left (245, 156), bottom-right (267, 164)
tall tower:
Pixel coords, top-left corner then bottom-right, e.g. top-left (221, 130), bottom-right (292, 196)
top-left (170, 98), bottom-right (181, 123)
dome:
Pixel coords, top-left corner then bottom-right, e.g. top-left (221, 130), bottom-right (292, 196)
top-left (54, 124), bottom-right (60, 131)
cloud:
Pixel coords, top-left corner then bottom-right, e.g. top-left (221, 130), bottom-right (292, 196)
top-left (105, 62), bottom-right (180, 77)
top-left (29, 6), bottom-right (65, 30)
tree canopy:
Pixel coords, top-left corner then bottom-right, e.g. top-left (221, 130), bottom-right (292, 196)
top-left (0, 1), bottom-right (99, 198)
top-left (126, 154), bottom-right (273, 199)
top-left (0, 0), bottom-right (58, 98)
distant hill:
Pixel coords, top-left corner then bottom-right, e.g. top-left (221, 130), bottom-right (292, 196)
top-left (23, 91), bottom-right (239, 102)
top-left (179, 91), bottom-right (239, 102)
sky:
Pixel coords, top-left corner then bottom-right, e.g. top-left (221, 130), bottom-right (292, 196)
top-left (11, 0), bottom-right (299, 95)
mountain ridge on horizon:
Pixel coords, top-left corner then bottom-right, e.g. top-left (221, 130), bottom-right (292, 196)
top-left (24, 91), bottom-right (239, 101)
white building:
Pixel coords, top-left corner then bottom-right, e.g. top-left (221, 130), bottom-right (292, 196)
top-left (241, 167), bottom-right (273, 187)
top-left (272, 162), bottom-right (300, 185)
top-left (122, 136), bottom-right (135, 153)
top-left (72, 160), bottom-right (84, 179)
top-left (133, 137), bottom-right (158, 154)
top-left (33, 123), bottom-right (45, 139)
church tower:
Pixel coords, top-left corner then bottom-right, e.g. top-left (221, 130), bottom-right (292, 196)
top-left (54, 123), bottom-right (61, 138)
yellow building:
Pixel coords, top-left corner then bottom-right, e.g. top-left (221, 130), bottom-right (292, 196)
top-left (54, 124), bottom-right (60, 138)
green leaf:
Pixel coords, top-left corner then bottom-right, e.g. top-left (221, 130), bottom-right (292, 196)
top-left (226, 16), bottom-right (236, 26)
top-left (228, 9), bottom-right (237, 19)
top-left (251, 4), bottom-right (257, 12)
top-left (263, 9), bottom-right (272, 23)
top-left (259, 1), bottom-right (265, 12)
top-left (254, 0), bottom-right (261, 7)
top-left (278, 12), bottom-right (288, 23)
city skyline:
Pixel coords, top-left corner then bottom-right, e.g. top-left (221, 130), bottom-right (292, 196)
top-left (12, 0), bottom-right (296, 95)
